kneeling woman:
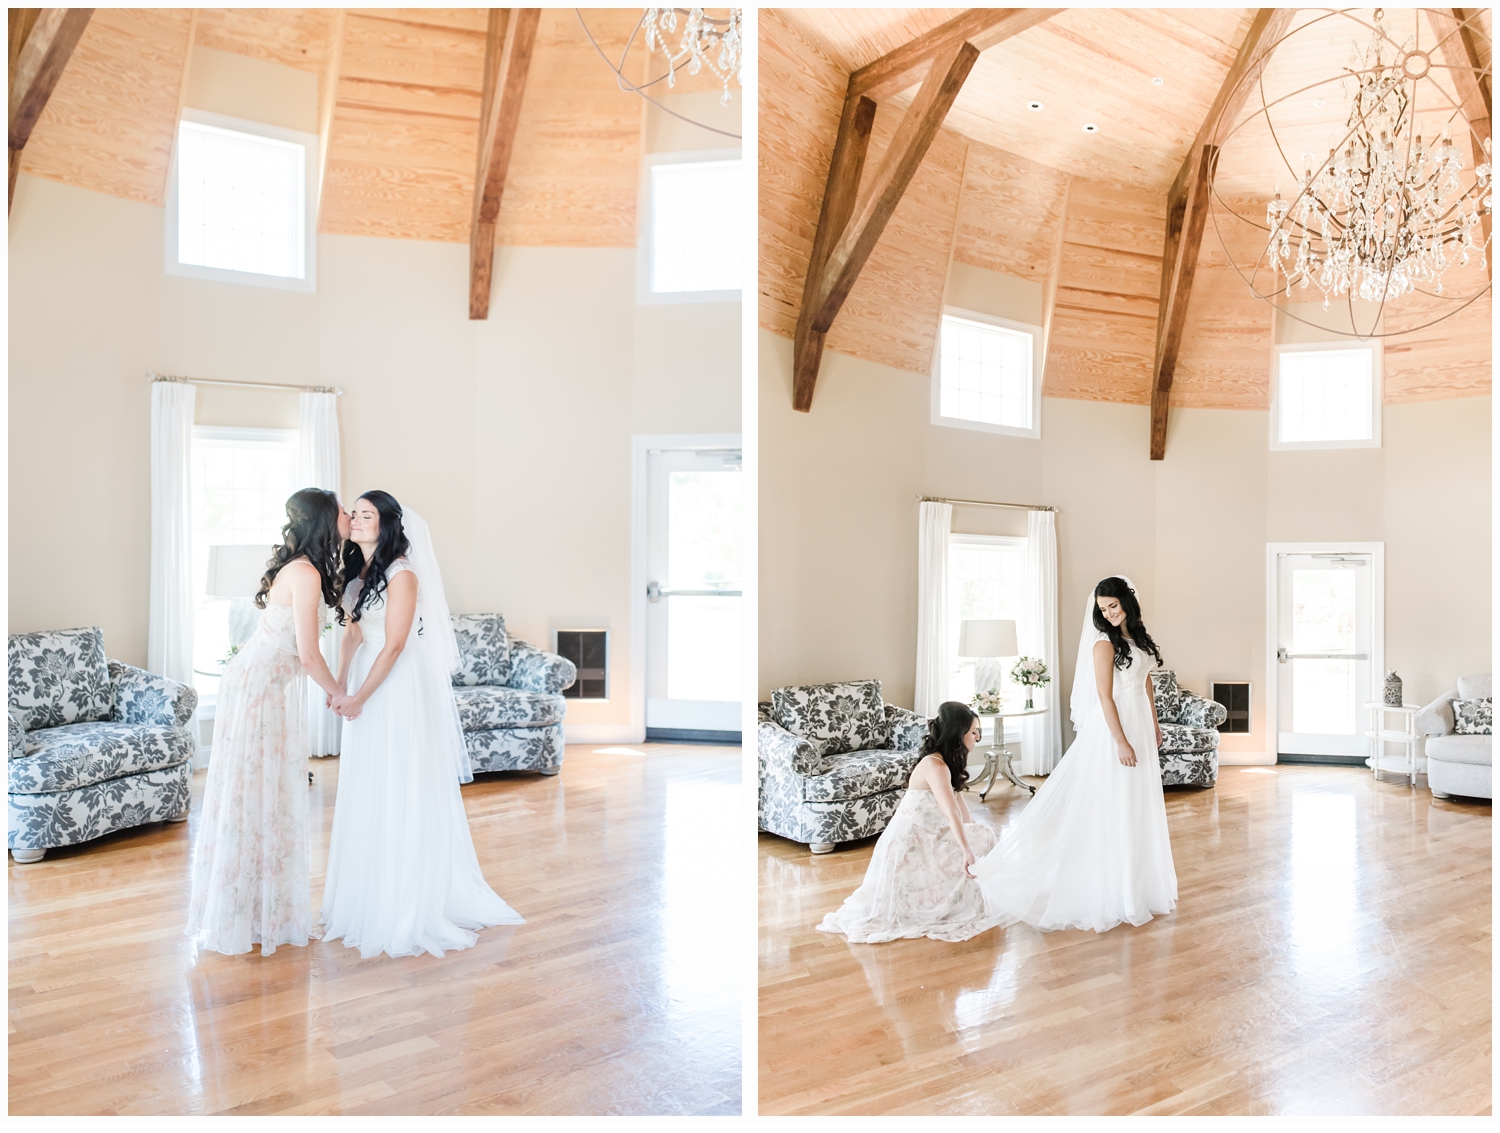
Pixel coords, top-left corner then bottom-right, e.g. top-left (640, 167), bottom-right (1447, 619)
top-left (818, 701), bottom-right (1001, 943)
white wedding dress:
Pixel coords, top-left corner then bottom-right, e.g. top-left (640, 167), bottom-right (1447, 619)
top-left (320, 545), bottom-right (523, 959)
top-left (972, 584), bottom-right (1177, 934)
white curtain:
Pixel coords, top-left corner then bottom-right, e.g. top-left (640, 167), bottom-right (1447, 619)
top-left (149, 381), bottom-right (196, 688)
top-left (1019, 509), bottom-right (1062, 774)
top-left (914, 500), bottom-right (952, 718)
top-left (298, 390), bottom-right (343, 757)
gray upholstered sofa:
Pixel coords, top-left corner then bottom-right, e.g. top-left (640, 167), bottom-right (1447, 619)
top-left (1152, 670), bottom-right (1226, 787)
top-left (9, 627), bottom-right (198, 864)
top-left (1416, 673), bottom-right (1492, 801)
top-left (451, 614), bottom-right (577, 776)
top-left (757, 679), bottom-right (926, 854)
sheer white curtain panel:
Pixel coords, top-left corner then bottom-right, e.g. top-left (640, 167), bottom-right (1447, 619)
top-left (149, 381), bottom-right (198, 748)
top-left (914, 500), bottom-right (952, 718)
top-left (298, 390), bottom-right (343, 757)
top-left (1019, 509), bottom-right (1062, 774)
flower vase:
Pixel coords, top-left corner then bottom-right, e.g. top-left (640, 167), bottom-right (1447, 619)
top-left (1024, 693), bottom-right (1034, 710)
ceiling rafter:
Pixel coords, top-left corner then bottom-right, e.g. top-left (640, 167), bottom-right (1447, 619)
top-left (1431, 6), bottom-right (1492, 280)
top-left (792, 8), bottom-right (1062, 412)
top-left (469, 8), bottom-right (540, 321)
top-left (1150, 7), bottom-right (1293, 460)
top-left (8, 7), bottom-right (93, 209)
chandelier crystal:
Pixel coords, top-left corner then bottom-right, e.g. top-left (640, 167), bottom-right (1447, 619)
top-left (643, 8), bottom-right (744, 106)
top-left (1264, 9), bottom-right (1492, 308)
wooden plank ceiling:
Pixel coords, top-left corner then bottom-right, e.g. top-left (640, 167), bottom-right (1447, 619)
top-left (761, 7), bottom-right (1492, 409)
top-left (19, 7), bottom-right (737, 247)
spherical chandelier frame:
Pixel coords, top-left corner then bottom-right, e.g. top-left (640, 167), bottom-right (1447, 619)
top-left (1205, 7), bottom-right (1492, 340)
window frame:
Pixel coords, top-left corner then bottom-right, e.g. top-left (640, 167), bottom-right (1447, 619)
top-left (165, 108), bottom-right (319, 293)
top-left (931, 307), bottom-right (1043, 440)
top-left (637, 147), bottom-right (743, 306)
top-left (1269, 340), bottom-right (1383, 451)
top-left (945, 531), bottom-right (1028, 708)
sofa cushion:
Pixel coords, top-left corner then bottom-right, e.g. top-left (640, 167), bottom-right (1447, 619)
top-left (8, 627), bottom-right (113, 731)
top-left (1415, 693), bottom-right (1457, 737)
top-left (801, 748), bottom-right (915, 803)
top-left (772, 679), bottom-right (890, 758)
top-left (1152, 669), bottom-right (1183, 722)
top-left (1457, 674), bottom-right (1492, 701)
top-left (1426, 733), bottom-right (1493, 767)
top-left (9, 721), bottom-right (195, 794)
top-left (451, 613), bottom-right (511, 687)
top-left (453, 685), bottom-right (565, 730)
top-left (1454, 698), bottom-right (1492, 735)
top-left (1159, 722), bottom-right (1220, 755)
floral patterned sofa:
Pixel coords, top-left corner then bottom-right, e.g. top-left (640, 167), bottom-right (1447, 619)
top-left (9, 627), bottom-right (198, 864)
top-left (1152, 670), bottom-right (1226, 788)
top-left (758, 679), bottom-right (926, 854)
top-left (451, 614), bottom-right (577, 776)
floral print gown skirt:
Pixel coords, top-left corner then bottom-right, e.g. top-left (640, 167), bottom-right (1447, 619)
top-left (817, 789), bottom-right (1002, 943)
top-left (185, 604), bottom-right (311, 956)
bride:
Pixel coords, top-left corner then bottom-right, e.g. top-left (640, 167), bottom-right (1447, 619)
top-left (320, 490), bottom-right (523, 958)
top-left (972, 575), bottom-right (1177, 933)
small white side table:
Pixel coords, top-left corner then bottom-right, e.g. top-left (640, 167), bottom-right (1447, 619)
top-left (1364, 702), bottom-right (1423, 786)
top-left (969, 706), bottom-right (1048, 800)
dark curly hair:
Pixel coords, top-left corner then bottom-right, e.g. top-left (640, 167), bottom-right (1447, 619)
top-left (919, 701), bottom-right (976, 791)
top-left (343, 489), bottom-right (412, 623)
top-left (1092, 576), bottom-right (1163, 671)
top-left (253, 488), bottom-right (346, 620)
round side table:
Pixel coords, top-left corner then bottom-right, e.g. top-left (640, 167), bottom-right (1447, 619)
top-left (969, 705), bottom-right (1048, 800)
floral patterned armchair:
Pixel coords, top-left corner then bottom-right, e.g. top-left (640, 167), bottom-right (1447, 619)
top-left (758, 679), bottom-right (926, 854)
top-left (1153, 670), bottom-right (1226, 788)
top-left (9, 627), bottom-right (197, 863)
top-left (450, 614), bottom-right (576, 776)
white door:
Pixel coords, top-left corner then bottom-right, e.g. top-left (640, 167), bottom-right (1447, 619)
top-left (1275, 552), bottom-right (1375, 759)
top-left (645, 447), bottom-right (743, 736)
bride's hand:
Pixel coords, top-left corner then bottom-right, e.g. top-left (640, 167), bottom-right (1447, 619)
top-left (331, 693), bottom-right (361, 719)
top-left (1117, 739), bottom-right (1138, 767)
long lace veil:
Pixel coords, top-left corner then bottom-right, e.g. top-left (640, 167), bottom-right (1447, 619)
top-left (1068, 573), bottom-right (1139, 730)
top-left (400, 509), bottom-right (474, 782)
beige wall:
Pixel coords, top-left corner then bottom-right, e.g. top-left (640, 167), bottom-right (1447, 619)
top-left (9, 172), bottom-right (739, 737)
top-left (759, 327), bottom-right (1491, 758)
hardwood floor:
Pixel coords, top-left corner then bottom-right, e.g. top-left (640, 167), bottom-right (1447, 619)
top-left (759, 765), bottom-right (1491, 1116)
top-left (10, 744), bottom-right (741, 1116)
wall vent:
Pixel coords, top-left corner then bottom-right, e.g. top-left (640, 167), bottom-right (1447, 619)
top-left (1211, 681), bottom-right (1251, 734)
top-left (554, 629), bottom-right (608, 700)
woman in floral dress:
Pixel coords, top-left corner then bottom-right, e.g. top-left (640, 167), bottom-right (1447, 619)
top-left (186, 488), bottom-right (350, 956)
top-left (818, 701), bottom-right (1001, 943)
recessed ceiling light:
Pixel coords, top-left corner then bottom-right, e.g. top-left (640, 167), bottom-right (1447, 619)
top-left (1082, 123), bottom-right (1098, 133)
top-left (1152, 77), bottom-right (1164, 86)
top-left (1026, 100), bottom-right (1043, 111)
top-left (1314, 98), bottom-right (1326, 108)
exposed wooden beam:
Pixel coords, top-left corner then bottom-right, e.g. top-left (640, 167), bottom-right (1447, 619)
top-left (792, 8), bottom-right (1058, 411)
top-left (849, 8), bottom-right (1062, 102)
top-left (1150, 7), bottom-right (1293, 460)
top-left (315, 9), bottom-right (346, 229)
top-left (469, 7), bottom-right (539, 321)
top-left (1432, 7), bottom-right (1492, 280)
top-left (8, 7), bottom-right (92, 210)
top-left (1039, 175), bottom-right (1072, 392)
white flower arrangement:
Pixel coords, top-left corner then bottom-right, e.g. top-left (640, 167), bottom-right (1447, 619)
top-left (1010, 656), bottom-right (1050, 688)
top-left (970, 689), bottom-right (1003, 715)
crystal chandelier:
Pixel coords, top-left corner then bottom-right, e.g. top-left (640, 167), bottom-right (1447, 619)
top-left (643, 8), bottom-right (743, 106)
top-left (1264, 9), bottom-right (1492, 308)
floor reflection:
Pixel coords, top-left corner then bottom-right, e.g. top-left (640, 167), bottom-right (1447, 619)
top-left (1288, 791), bottom-right (1359, 995)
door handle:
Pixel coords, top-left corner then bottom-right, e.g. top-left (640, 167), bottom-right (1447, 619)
top-left (1279, 650), bottom-right (1368, 660)
top-left (1277, 647), bottom-right (1287, 663)
top-left (648, 584), bottom-right (742, 602)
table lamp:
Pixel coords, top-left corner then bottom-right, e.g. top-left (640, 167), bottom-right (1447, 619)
top-left (959, 618), bottom-right (1018, 698)
top-left (207, 544), bottom-right (273, 648)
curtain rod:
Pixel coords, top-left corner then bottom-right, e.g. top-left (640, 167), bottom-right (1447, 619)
top-left (919, 494), bottom-right (1057, 513)
top-left (148, 372), bottom-right (342, 395)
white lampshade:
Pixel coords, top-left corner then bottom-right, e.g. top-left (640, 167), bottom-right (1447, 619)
top-left (206, 544), bottom-right (273, 598)
top-left (958, 618), bottom-right (1018, 658)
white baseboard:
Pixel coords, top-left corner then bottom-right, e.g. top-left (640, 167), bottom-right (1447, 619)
top-left (565, 723), bottom-right (646, 745)
top-left (1219, 751), bottom-right (1275, 766)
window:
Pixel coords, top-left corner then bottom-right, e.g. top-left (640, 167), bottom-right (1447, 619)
top-left (1272, 343), bottom-right (1381, 449)
top-left (166, 110), bottom-right (318, 291)
top-left (190, 427), bottom-right (299, 699)
top-left (947, 534), bottom-right (1027, 709)
top-left (641, 150), bottom-right (742, 302)
top-left (933, 310), bottom-right (1042, 438)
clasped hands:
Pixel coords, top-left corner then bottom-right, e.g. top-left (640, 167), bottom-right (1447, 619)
top-left (325, 689), bottom-right (363, 720)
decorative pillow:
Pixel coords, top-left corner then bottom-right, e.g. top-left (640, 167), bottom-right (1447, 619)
top-left (7, 627), bottom-right (113, 731)
top-left (451, 613), bottom-right (511, 687)
top-left (771, 679), bottom-right (890, 759)
top-left (1453, 697), bottom-right (1492, 735)
top-left (1457, 674), bottom-right (1492, 701)
top-left (1152, 669), bottom-right (1183, 723)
